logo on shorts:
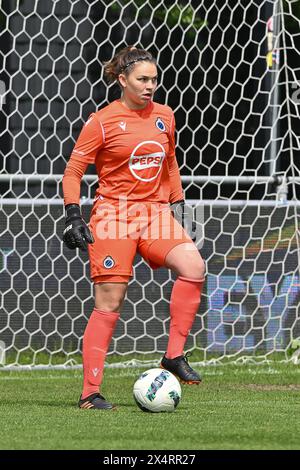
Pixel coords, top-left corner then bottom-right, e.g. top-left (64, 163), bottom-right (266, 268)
top-left (103, 256), bottom-right (115, 269)
top-left (129, 140), bottom-right (165, 182)
top-left (156, 118), bottom-right (165, 132)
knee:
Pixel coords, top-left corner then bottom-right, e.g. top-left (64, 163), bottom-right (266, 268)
top-left (188, 256), bottom-right (205, 280)
top-left (97, 297), bottom-right (124, 313)
top-left (196, 257), bottom-right (206, 279)
top-left (94, 284), bottom-right (127, 313)
top-left (178, 253), bottom-right (205, 280)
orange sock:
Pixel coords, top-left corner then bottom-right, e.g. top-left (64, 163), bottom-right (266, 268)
top-left (81, 308), bottom-right (119, 400)
top-left (166, 276), bottom-right (204, 359)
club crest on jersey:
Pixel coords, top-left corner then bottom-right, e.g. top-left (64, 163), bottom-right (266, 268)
top-left (129, 140), bottom-right (165, 182)
top-left (156, 118), bottom-right (166, 132)
top-left (103, 256), bottom-right (115, 269)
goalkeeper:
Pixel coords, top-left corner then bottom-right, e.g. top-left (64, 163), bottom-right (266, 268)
top-left (62, 46), bottom-right (205, 410)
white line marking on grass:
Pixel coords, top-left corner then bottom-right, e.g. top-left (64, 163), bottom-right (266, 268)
top-left (0, 375), bottom-right (81, 381)
top-left (1, 365), bottom-right (300, 380)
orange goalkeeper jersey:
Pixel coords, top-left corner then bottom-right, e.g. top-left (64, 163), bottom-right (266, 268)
top-left (63, 99), bottom-right (184, 205)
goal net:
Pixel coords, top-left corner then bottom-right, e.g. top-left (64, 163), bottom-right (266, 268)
top-left (1, 0), bottom-right (300, 368)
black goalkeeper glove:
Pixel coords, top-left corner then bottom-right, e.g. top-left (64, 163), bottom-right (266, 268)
top-left (171, 200), bottom-right (197, 241)
top-left (63, 204), bottom-right (94, 251)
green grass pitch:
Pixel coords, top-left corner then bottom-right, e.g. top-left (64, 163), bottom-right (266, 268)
top-left (0, 363), bottom-right (300, 450)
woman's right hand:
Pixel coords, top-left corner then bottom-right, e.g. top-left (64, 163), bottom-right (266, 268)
top-left (62, 204), bottom-right (94, 251)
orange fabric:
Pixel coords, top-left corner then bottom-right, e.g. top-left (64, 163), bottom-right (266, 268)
top-left (166, 276), bottom-right (204, 359)
top-left (62, 158), bottom-right (88, 206)
top-left (167, 112), bottom-right (184, 204)
top-left (93, 275), bottom-right (130, 284)
top-left (82, 308), bottom-right (119, 399)
top-left (88, 198), bottom-right (192, 280)
top-left (62, 99), bottom-right (184, 206)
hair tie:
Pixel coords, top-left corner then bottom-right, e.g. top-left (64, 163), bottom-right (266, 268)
top-left (121, 57), bottom-right (149, 72)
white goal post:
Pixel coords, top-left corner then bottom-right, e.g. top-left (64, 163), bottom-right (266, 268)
top-left (1, 0), bottom-right (300, 369)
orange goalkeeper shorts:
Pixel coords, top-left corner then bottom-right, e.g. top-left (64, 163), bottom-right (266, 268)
top-left (87, 197), bottom-right (193, 283)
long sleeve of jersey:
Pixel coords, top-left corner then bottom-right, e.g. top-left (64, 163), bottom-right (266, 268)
top-left (62, 114), bottom-right (104, 206)
top-left (167, 113), bottom-right (184, 204)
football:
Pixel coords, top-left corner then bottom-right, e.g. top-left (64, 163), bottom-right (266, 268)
top-left (133, 368), bottom-right (181, 412)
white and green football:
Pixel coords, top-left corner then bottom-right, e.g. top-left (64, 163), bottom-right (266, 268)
top-left (133, 368), bottom-right (181, 413)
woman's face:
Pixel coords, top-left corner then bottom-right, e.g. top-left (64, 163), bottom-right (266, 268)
top-left (119, 61), bottom-right (158, 109)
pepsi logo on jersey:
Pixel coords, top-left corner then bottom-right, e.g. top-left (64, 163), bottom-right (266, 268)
top-left (129, 140), bottom-right (166, 182)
